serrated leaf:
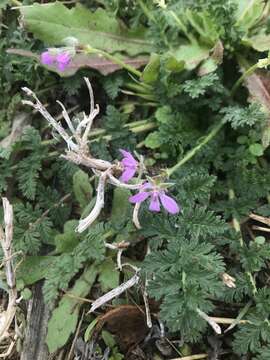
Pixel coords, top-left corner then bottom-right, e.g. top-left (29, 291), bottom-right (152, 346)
top-left (20, 3), bottom-right (152, 56)
top-left (249, 143), bottom-right (264, 156)
top-left (145, 131), bottom-right (162, 149)
top-left (98, 259), bottom-right (119, 292)
top-left (73, 169), bottom-right (93, 209)
top-left (46, 264), bottom-right (98, 353)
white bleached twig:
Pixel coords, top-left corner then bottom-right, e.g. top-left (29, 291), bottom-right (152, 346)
top-left (196, 308), bottom-right (222, 334)
top-left (76, 170), bottom-right (108, 233)
top-left (22, 87), bottom-right (78, 151)
top-left (88, 272), bottom-right (140, 313)
top-left (0, 198), bottom-right (17, 342)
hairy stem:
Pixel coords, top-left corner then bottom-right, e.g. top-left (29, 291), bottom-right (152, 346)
top-left (231, 62), bottom-right (258, 97)
top-left (85, 46), bottom-right (142, 77)
top-left (166, 121), bottom-right (224, 177)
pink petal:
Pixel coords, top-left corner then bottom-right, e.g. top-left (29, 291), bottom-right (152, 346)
top-left (119, 149), bottom-right (137, 167)
top-left (56, 53), bottom-right (71, 71)
top-left (120, 167), bottom-right (137, 182)
top-left (142, 182), bottom-right (153, 190)
top-left (129, 191), bottom-right (150, 204)
top-left (41, 51), bottom-right (54, 65)
top-left (149, 192), bottom-right (160, 212)
top-left (160, 193), bottom-right (180, 214)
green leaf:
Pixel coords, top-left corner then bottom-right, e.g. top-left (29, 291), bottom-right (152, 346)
top-left (255, 236), bottom-right (266, 245)
top-left (98, 259), bottom-right (119, 292)
top-left (111, 187), bottom-right (131, 228)
top-left (141, 53), bottom-right (160, 84)
top-left (235, 0), bottom-right (265, 33)
top-left (17, 256), bottom-right (57, 286)
top-left (46, 264), bottom-right (98, 353)
top-left (243, 34), bottom-right (270, 52)
top-left (172, 43), bottom-right (210, 70)
top-left (20, 3), bottom-right (152, 56)
top-left (102, 330), bottom-right (116, 348)
top-left (73, 169), bottom-right (93, 209)
top-left (249, 143), bottom-right (264, 156)
top-left (55, 231), bottom-right (79, 253)
top-left (145, 131), bottom-right (162, 149)
top-left (163, 53), bottom-right (185, 73)
top-left (84, 317), bottom-right (98, 341)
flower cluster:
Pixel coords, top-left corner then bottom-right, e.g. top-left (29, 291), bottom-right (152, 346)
top-left (119, 149), bottom-right (180, 215)
top-left (41, 50), bottom-right (73, 72)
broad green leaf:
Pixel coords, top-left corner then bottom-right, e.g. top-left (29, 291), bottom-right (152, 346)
top-left (17, 256), bottom-right (57, 286)
top-left (20, 3), bottom-right (153, 56)
top-left (111, 187), bottom-right (131, 228)
top-left (141, 53), bottom-right (160, 84)
top-left (46, 264), bottom-right (98, 353)
top-left (235, 0), bottom-right (265, 33)
top-left (98, 259), bottom-right (119, 292)
top-left (172, 43), bottom-right (210, 71)
top-left (73, 169), bottom-right (93, 209)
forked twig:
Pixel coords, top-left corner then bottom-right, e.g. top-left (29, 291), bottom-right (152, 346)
top-left (22, 78), bottom-right (143, 231)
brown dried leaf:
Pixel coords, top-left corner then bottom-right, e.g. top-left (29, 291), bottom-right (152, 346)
top-left (7, 48), bottom-right (148, 76)
top-left (245, 69), bottom-right (270, 147)
top-left (95, 305), bottom-right (148, 352)
top-left (245, 70), bottom-right (270, 112)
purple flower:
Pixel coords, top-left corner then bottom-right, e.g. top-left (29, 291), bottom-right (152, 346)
top-left (56, 52), bottom-right (71, 71)
top-left (119, 149), bottom-right (138, 182)
top-left (40, 51), bottom-right (55, 65)
top-left (129, 183), bottom-right (180, 214)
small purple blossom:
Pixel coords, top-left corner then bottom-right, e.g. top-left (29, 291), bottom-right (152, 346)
top-left (129, 182), bottom-right (180, 214)
top-left (40, 50), bottom-right (72, 72)
top-left (40, 51), bottom-right (54, 66)
top-left (56, 52), bottom-right (71, 71)
top-left (119, 149), bottom-right (138, 183)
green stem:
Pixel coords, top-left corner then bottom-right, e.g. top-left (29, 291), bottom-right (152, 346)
top-left (166, 121), bottom-right (224, 177)
top-left (231, 62), bottom-right (258, 97)
top-left (85, 46), bottom-right (142, 77)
